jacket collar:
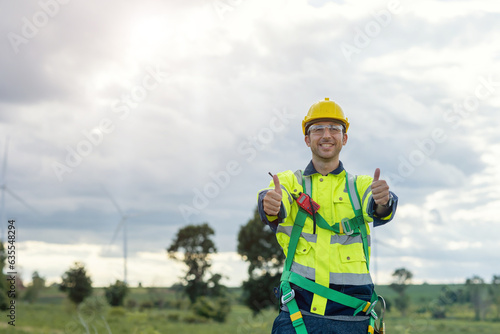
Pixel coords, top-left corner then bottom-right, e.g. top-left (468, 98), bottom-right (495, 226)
top-left (303, 160), bottom-right (345, 176)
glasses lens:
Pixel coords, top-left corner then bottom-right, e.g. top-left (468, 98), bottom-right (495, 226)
top-left (309, 124), bottom-right (342, 135)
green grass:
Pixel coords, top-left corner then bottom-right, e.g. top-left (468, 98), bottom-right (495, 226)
top-left (0, 303), bottom-right (276, 334)
top-left (382, 315), bottom-right (500, 334)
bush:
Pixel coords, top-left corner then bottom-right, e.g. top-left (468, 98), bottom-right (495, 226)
top-left (192, 296), bottom-right (231, 323)
top-left (183, 314), bottom-right (209, 324)
top-left (174, 298), bottom-right (188, 310)
top-left (416, 306), bottom-right (427, 314)
top-left (126, 299), bottom-right (137, 309)
top-left (139, 300), bottom-right (154, 311)
top-left (60, 262), bottom-right (93, 305)
top-left (153, 298), bottom-right (165, 309)
top-left (104, 280), bottom-right (129, 307)
top-left (431, 306), bottom-right (446, 319)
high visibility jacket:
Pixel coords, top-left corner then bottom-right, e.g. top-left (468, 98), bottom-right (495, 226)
top-left (258, 161), bottom-right (397, 318)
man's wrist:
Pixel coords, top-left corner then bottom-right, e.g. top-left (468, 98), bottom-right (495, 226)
top-left (379, 193), bottom-right (394, 208)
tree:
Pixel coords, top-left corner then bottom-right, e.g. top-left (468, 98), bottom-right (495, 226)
top-left (167, 223), bottom-right (222, 304)
top-left (490, 275), bottom-right (500, 320)
top-left (237, 207), bottom-right (284, 315)
top-left (389, 268), bottom-right (413, 316)
top-left (23, 271), bottom-right (46, 303)
top-left (466, 275), bottom-right (489, 321)
top-left (60, 262), bottom-right (93, 305)
top-left (430, 286), bottom-right (464, 319)
top-left (104, 280), bottom-right (129, 306)
top-left (206, 273), bottom-right (227, 298)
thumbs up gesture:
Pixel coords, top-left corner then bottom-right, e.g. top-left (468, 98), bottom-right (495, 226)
top-left (371, 168), bottom-right (391, 207)
top-left (263, 174), bottom-right (283, 216)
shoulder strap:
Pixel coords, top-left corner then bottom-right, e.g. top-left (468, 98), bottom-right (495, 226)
top-left (345, 172), bottom-right (371, 269)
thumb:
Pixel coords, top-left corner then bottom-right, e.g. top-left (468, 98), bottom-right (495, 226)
top-left (373, 168), bottom-right (381, 182)
top-left (273, 175), bottom-right (282, 194)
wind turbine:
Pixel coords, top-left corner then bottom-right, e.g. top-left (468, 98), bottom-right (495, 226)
top-left (0, 136), bottom-right (38, 241)
top-left (102, 186), bottom-right (139, 284)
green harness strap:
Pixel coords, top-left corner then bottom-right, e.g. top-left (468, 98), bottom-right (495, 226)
top-left (280, 210), bottom-right (308, 333)
top-left (280, 171), bottom-right (379, 334)
top-left (345, 172), bottom-right (371, 269)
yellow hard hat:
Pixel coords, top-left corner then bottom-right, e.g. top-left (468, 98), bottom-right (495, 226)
top-left (302, 98), bottom-right (350, 135)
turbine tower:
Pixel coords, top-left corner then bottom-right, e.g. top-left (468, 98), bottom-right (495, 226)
top-left (102, 186), bottom-right (136, 284)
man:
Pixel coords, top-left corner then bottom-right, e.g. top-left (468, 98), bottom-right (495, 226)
top-left (257, 98), bottom-right (398, 334)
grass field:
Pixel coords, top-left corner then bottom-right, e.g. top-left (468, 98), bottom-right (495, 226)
top-left (1, 285), bottom-right (500, 333)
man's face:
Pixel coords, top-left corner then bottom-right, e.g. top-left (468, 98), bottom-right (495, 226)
top-left (304, 121), bottom-right (348, 162)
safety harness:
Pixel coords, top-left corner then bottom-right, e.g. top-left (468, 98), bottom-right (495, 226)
top-left (279, 170), bottom-right (385, 334)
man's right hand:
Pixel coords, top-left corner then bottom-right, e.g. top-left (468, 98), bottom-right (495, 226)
top-left (263, 174), bottom-right (283, 216)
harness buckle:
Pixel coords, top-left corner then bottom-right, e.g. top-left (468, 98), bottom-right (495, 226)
top-left (281, 289), bottom-right (296, 304)
top-left (365, 300), bottom-right (378, 318)
top-left (374, 295), bottom-right (387, 333)
top-left (341, 218), bottom-right (354, 235)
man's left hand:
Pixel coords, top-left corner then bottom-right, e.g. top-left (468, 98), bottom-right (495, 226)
top-left (372, 168), bottom-right (390, 206)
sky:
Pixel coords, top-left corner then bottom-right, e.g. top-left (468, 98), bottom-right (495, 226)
top-left (1, 0), bottom-right (500, 288)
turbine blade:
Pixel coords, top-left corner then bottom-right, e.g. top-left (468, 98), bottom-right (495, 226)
top-left (126, 212), bottom-right (145, 219)
top-left (4, 186), bottom-right (38, 214)
top-left (101, 185), bottom-right (125, 217)
top-left (1, 136), bottom-right (9, 183)
top-left (109, 218), bottom-right (125, 246)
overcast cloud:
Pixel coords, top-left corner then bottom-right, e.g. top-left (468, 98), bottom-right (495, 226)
top-left (1, 0), bottom-right (499, 287)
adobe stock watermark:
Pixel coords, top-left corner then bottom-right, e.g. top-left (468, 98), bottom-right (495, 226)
top-left (178, 107), bottom-right (295, 222)
top-left (64, 297), bottom-right (112, 334)
top-left (51, 64), bottom-right (168, 182)
top-left (7, 0), bottom-right (72, 54)
top-left (386, 73), bottom-right (500, 187)
top-left (340, 0), bottom-right (403, 63)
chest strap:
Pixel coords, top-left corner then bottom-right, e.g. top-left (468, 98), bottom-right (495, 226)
top-left (294, 170), bottom-right (371, 268)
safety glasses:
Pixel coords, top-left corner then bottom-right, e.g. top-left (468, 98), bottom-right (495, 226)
top-left (308, 124), bottom-right (343, 135)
